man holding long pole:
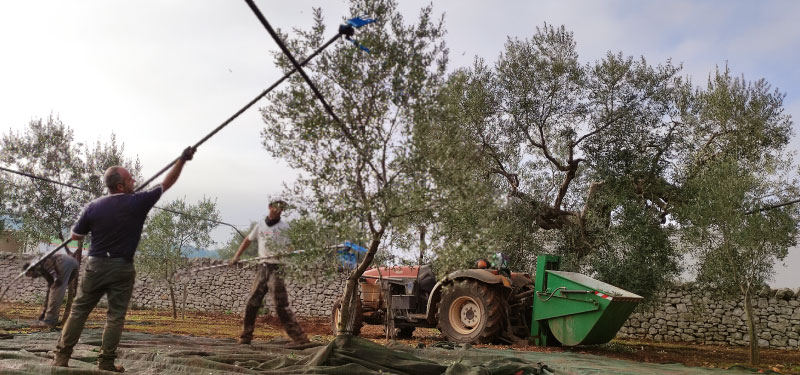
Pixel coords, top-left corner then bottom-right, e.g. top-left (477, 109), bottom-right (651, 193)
top-left (229, 199), bottom-right (309, 347)
top-left (52, 147), bottom-right (195, 372)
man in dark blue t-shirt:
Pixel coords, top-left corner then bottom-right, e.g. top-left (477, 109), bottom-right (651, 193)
top-left (53, 147), bottom-right (195, 372)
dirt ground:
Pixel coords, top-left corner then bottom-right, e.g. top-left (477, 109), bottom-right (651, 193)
top-left (1, 303), bottom-right (798, 374)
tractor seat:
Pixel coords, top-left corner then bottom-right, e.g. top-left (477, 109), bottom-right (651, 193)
top-left (417, 265), bottom-right (436, 298)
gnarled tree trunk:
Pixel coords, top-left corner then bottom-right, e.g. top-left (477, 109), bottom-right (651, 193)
top-left (743, 289), bottom-right (760, 366)
top-left (168, 276), bottom-right (178, 319)
top-left (336, 234), bottom-right (383, 335)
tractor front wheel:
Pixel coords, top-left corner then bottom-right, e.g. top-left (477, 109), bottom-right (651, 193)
top-left (437, 279), bottom-right (503, 344)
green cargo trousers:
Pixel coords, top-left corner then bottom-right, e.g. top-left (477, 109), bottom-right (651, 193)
top-left (55, 257), bottom-right (136, 365)
top-left (240, 263), bottom-right (307, 343)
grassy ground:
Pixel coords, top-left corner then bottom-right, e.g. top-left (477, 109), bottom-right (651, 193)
top-left (1, 303), bottom-right (798, 374)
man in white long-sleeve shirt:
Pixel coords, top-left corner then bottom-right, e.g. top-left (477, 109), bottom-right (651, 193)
top-left (229, 200), bottom-right (308, 346)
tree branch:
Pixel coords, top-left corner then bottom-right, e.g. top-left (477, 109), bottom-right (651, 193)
top-left (745, 198), bottom-right (800, 215)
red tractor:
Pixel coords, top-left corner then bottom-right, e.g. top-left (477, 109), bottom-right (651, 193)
top-left (331, 259), bottom-right (534, 343)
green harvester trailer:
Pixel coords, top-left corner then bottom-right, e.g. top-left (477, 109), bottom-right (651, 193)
top-left (530, 254), bottom-right (644, 346)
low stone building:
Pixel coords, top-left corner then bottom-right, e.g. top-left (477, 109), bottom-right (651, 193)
top-left (0, 217), bottom-right (24, 253)
top-left (0, 232), bottom-right (23, 253)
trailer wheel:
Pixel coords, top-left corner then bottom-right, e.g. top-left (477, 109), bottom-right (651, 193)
top-left (437, 279), bottom-right (502, 343)
top-left (331, 296), bottom-right (363, 336)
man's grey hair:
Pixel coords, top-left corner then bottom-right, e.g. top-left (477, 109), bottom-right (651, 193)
top-left (104, 166), bottom-right (124, 191)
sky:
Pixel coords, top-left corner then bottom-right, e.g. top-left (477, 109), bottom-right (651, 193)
top-left (1, 1), bottom-right (798, 287)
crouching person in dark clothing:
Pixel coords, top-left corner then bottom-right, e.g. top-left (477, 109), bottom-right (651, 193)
top-left (52, 147), bottom-right (195, 372)
top-left (23, 253), bottom-right (79, 329)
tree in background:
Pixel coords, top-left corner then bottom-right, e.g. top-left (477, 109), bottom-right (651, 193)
top-left (216, 222), bottom-right (256, 260)
top-left (683, 160), bottom-right (797, 366)
top-left (677, 69), bottom-right (799, 366)
top-left (259, 0), bottom-right (447, 334)
top-left (426, 25), bottom-right (798, 303)
top-left (0, 116), bottom-right (140, 251)
top-left (83, 133), bottom-right (142, 197)
top-left (137, 197), bottom-right (220, 319)
top-left (412, 68), bottom-right (544, 275)
top-left (1, 116), bottom-right (86, 249)
top-left (423, 25), bottom-right (689, 297)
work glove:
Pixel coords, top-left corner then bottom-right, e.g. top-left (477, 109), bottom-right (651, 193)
top-left (181, 146), bottom-right (196, 161)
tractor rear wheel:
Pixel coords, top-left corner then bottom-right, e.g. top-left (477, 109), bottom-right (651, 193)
top-left (437, 279), bottom-right (503, 344)
top-left (331, 296), bottom-right (363, 336)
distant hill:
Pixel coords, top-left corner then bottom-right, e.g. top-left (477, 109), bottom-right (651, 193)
top-left (184, 246), bottom-right (220, 259)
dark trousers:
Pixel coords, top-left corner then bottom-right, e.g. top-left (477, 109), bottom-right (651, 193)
top-left (240, 263), bottom-right (307, 343)
top-left (55, 257), bottom-right (136, 365)
top-left (41, 255), bottom-right (79, 325)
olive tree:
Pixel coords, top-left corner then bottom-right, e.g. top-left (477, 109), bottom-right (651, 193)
top-left (216, 222), bottom-right (256, 260)
top-left (259, 0), bottom-right (447, 334)
top-left (1, 117), bottom-right (87, 249)
top-left (426, 25), bottom-right (690, 297)
top-left (682, 159), bottom-right (797, 366)
top-left (677, 69), bottom-right (798, 365)
top-left (428, 25), bottom-right (798, 303)
top-left (83, 133), bottom-right (142, 197)
top-left (137, 197), bottom-right (219, 318)
top-left (0, 116), bottom-right (140, 250)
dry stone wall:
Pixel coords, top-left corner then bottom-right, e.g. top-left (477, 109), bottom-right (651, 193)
top-left (0, 254), bottom-right (346, 318)
top-left (1, 254), bottom-right (52, 305)
top-left (128, 258), bottom-right (347, 317)
top-left (618, 285), bottom-right (800, 350)
top-left (3, 254), bottom-right (798, 349)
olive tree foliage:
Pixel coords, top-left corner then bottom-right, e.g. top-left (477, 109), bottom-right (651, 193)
top-left (399, 66), bottom-right (547, 277)
top-left (676, 70), bottom-right (798, 365)
top-left (279, 214), bottom-right (372, 278)
top-left (137, 197), bottom-right (220, 318)
top-left (425, 25), bottom-right (690, 297)
top-left (216, 222), bottom-right (256, 260)
top-left (681, 159), bottom-right (797, 365)
top-left (259, 0), bottom-right (447, 334)
top-left (427, 25), bottom-right (798, 301)
top-left (83, 133), bottom-right (142, 197)
top-left (0, 116), bottom-right (140, 251)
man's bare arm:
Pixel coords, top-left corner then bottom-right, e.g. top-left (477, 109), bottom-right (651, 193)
top-left (162, 147), bottom-right (195, 193)
top-left (229, 238), bottom-right (252, 265)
